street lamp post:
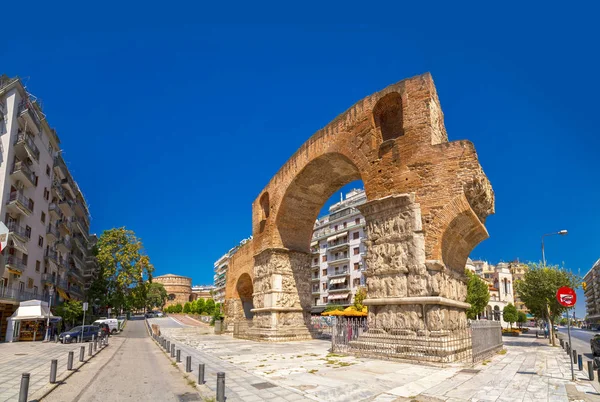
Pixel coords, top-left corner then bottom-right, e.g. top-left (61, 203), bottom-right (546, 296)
top-left (541, 230), bottom-right (568, 347)
top-left (45, 287), bottom-right (54, 342)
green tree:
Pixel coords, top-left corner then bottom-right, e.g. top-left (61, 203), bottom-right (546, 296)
top-left (559, 317), bottom-right (568, 326)
top-left (196, 298), bottom-right (206, 314)
top-left (173, 303), bottom-right (183, 313)
top-left (53, 300), bottom-right (83, 329)
top-left (211, 302), bottom-right (223, 325)
top-left (190, 300), bottom-right (198, 314)
top-left (514, 263), bottom-right (579, 346)
top-left (147, 283), bottom-right (168, 310)
top-left (95, 228), bottom-right (154, 314)
top-left (465, 270), bottom-right (490, 320)
top-left (183, 302), bottom-right (191, 313)
top-left (503, 303), bottom-right (518, 329)
top-left (517, 311), bottom-right (528, 328)
top-left (353, 287), bottom-right (367, 311)
top-left (205, 299), bottom-right (215, 315)
top-left (324, 304), bottom-right (344, 312)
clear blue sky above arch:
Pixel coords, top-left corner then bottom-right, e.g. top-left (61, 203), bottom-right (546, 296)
top-left (2, 2), bottom-right (598, 317)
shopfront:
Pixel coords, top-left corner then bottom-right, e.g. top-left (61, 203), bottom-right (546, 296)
top-left (5, 300), bottom-right (60, 342)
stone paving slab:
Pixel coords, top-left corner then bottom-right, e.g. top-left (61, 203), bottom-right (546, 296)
top-left (149, 319), bottom-right (600, 402)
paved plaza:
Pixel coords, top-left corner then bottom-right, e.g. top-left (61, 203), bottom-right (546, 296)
top-left (150, 317), bottom-right (600, 401)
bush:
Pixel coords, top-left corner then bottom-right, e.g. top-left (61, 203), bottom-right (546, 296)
top-left (502, 328), bottom-right (520, 336)
top-left (324, 304), bottom-right (344, 313)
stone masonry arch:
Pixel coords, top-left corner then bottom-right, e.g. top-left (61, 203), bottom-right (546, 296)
top-left (227, 73), bottom-right (494, 354)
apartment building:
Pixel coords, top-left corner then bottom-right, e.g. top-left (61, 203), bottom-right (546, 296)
top-left (213, 237), bottom-right (251, 304)
top-left (0, 76), bottom-right (98, 338)
top-left (509, 261), bottom-right (529, 315)
top-left (192, 285), bottom-right (215, 301)
top-left (310, 188), bottom-right (367, 314)
top-left (584, 258), bottom-right (600, 325)
top-left (467, 260), bottom-right (516, 327)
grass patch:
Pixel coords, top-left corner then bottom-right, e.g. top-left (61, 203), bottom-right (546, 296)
top-left (171, 362), bottom-right (177, 367)
top-left (326, 353), bottom-right (347, 358)
top-left (297, 355), bottom-right (303, 358)
top-left (257, 364), bottom-right (266, 368)
top-left (203, 398), bottom-right (216, 402)
top-left (482, 360), bottom-right (491, 365)
top-left (308, 369), bottom-right (318, 374)
top-left (497, 349), bottom-right (507, 355)
top-left (187, 379), bottom-right (196, 387)
top-left (337, 362), bottom-right (354, 367)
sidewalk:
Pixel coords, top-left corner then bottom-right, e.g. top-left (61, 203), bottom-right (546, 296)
top-left (0, 337), bottom-right (120, 402)
top-left (149, 319), bottom-right (600, 401)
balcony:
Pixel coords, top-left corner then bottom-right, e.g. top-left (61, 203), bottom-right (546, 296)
top-left (74, 200), bottom-right (89, 218)
top-left (57, 219), bottom-right (71, 236)
top-left (0, 286), bottom-right (48, 304)
top-left (328, 240), bottom-right (349, 252)
top-left (312, 289), bottom-right (321, 295)
top-left (46, 225), bottom-right (60, 241)
top-left (69, 284), bottom-right (83, 299)
top-left (328, 255), bottom-right (350, 265)
top-left (53, 156), bottom-right (68, 179)
top-left (311, 276), bottom-right (320, 281)
top-left (41, 273), bottom-right (57, 286)
top-left (61, 177), bottom-right (76, 199)
top-left (71, 216), bottom-right (89, 237)
top-left (44, 249), bottom-right (59, 265)
top-left (48, 203), bottom-right (62, 220)
top-left (72, 233), bottom-right (86, 253)
top-left (68, 267), bottom-right (83, 282)
top-left (55, 238), bottom-right (72, 253)
top-left (329, 270), bottom-right (350, 278)
top-left (10, 161), bottom-right (36, 188)
top-left (328, 286), bottom-right (350, 293)
top-left (6, 191), bottom-right (33, 216)
top-left (17, 99), bottom-right (42, 133)
top-left (52, 180), bottom-right (65, 200)
top-left (5, 255), bottom-right (27, 275)
top-left (58, 199), bottom-right (75, 218)
top-left (56, 278), bottom-right (69, 291)
top-left (71, 253), bottom-right (85, 270)
top-left (7, 221), bottom-right (29, 242)
top-left (14, 131), bottom-right (40, 162)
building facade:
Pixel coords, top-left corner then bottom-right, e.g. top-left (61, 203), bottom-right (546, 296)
top-left (191, 285), bottom-right (214, 301)
top-left (0, 76), bottom-right (98, 340)
top-left (154, 274), bottom-right (192, 308)
top-left (310, 189), bottom-right (367, 314)
top-left (584, 258), bottom-right (600, 325)
top-left (509, 261), bottom-right (529, 316)
top-left (213, 237), bottom-right (251, 304)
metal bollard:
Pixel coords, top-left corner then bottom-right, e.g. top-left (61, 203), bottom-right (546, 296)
top-left (94, 337), bottom-right (98, 352)
top-left (55, 334), bottom-right (58, 343)
top-left (106, 335), bottom-right (109, 346)
top-left (176, 349), bottom-right (181, 363)
top-left (578, 355), bottom-right (583, 371)
top-left (67, 351), bottom-right (74, 370)
top-left (198, 363), bottom-right (205, 384)
top-left (167, 340), bottom-right (170, 351)
top-left (186, 356), bottom-right (192, 372)
top-left (171, 344), bottom-right (175, 358)
top-left (18, 373), bottom-right (30, 402)
top-left (573, 349), bottom-right (577, 364)
top-left (216, 372), bottom-right (225, 402)
top-left (588, 361), bottom-right (594, 381)
top-left (50, 359), bottom-right (57, 384)
top-left (560, 339), bottom-right (564, 348)
top-left (80, 346), bottom-right (85, 362)
top-left (89, 342), bottom-right (93, 357)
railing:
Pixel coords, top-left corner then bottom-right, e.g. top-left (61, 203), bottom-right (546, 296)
top-left (313, 219), bottom-right (364, 240)
top-left (7, 191), bottom-right (32, 214)
top-left (56, 237), bottom-right (72, 249)
top-left (11, 161), bottom-right (36, 185)
top-left (328, 286), bottom-right (350, 292)
top-left (52, 181), bottom-right (65, 199)
top-left (311, 276), bottom-right (320, 281)
top-left (70, 215), bottom-right (89, 235)
top-left (471, 320), bottom-right (503, 362)
top-left (48, 203), bottom-right (61, 216)
top-left (45, 249), bottom-right (59, 262)
top-left (329, 254), bottom-right (349, 262)
top-left (7, 221), bottom-right (28, 239)
top-left (0, 286), bottom-right (48, 303)
top-left (329, 270), bottom-right (349, 278)
top-left (15, 132), bottom-right (40, 160)
top-left (329, 207), bottom-right (355, 221)
top-left (5, 255), bottom-right (27, 272)
top-left (57, 219), bottom-right (71, 232)
top-left (41, 273), bottom-right (57, 285)
top-left (17, 99), bottom-right (42, 131)
top-left (47, 225), bottom-right (60, 238)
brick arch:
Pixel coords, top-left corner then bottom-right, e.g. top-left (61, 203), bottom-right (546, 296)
top-left (229, 73), bottom-right (494, 350)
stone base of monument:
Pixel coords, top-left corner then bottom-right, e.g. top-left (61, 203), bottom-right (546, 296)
top-left (242, 326), bottom-right (314, 342)
top-left (345, 328), bottom-right (472, 363)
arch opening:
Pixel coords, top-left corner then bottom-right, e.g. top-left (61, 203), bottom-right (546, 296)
top-left (236, 273), bottom-right (254, 319)
top-left (373, 92), bottom-right (404, 142)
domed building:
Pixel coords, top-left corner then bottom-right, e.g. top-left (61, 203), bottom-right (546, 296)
top-left (154, 274), bottom-right (192, 308)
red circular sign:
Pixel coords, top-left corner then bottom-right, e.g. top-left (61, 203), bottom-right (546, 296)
top-left (556, 286), bottom-right (577, 307)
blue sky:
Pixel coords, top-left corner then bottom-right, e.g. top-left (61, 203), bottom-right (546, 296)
top-left (2, 2), bottom-right (598, 317)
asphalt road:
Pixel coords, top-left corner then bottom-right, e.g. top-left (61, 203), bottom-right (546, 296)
top-left (557, 327), bottom-right (598, 363)
top-left (47, 316), bottom-right (202, 402)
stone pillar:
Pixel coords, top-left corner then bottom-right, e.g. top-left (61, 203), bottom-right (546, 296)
top-left (355, 193), bottom-right (471, 362)
top-left (248, 248), bottom-right (313, 341)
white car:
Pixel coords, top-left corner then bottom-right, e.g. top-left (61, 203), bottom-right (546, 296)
top-left (93, 318), bottom-right (119, 334)
top-left (154, 311), bottom-right (164, 317)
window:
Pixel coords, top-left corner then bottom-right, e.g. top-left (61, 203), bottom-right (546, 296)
top-left (353, 232), bottom-right (359, 240)
top-left (25, 225), bottom-right (31, 238)
top-left (35, 260), bottom-right (41, 272)
top-left (46, 165), bottom-right (51, 176)
top-left (355, 218), bottom-right (360, 225)
top-left (313, 258), bottom-right (318, 264)
top-left (19, 281), bottom-right (25, 292)
top-left (322, 283), bottom-right (326, 290)
top-left (354, 262), bottom-right (360, 270)
top-left (27, 278), bottom-right (34, 288)
top-left (322, 255), bottom-right (327, 262)
top-left (41, 211), bottom-right (46, 223)
top-left (323, 297), bottom-right (328, 303)
top-left (28, 199), bottom-right (34, 212)
top-left (343, 222), bottom-right (347, 228)
top-left (353, 247), bottom-right (359, 255)
top-left (43, 188), bottom-right (49, 200)
top-left (8, 247), bottom-right (15, 255)
top-left (314, 298), bottom-right (319, 305)
top-left (33, 286), bottom-right (38, 295)
top-left (34, 175), bottom-right (39, 186)
top-left (38, 236), bottom-right (43, 247)
top-left (322, 269), bottom-right (327, 277)
top-left (334, 225), bottom-right (339, 231)
top-left (22, 254), bottom-right (28, 265)
top-left (353, 278), bottom-right (360, 286)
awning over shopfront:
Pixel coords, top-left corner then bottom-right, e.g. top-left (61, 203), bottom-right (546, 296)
top-left (8, 300), bottom-right (57, 321)
top-left (328, 293), bottom-right (350, 300)
top-left (326, 232), bottom-right (348, 242)
top-left (10, 237), bottom-right (27, 254)
top-left (56, 288), bottom-right (70, 300)
top-left (329, 278), bottom-right (346, 285)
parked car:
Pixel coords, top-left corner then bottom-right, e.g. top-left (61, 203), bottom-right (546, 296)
top-left (145, 312), bottom-right (155, 318)
top-left (591, 335), bottom-right (600, 357)
top-left (93, 318), bottom-right (119, 334)
top-left (154, 311), bottom-right (164, 317)
top-left (59, 325), bottom-right (101, 343)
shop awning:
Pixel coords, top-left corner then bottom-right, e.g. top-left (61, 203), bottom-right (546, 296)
top-left (56, 288), bottom-right (70, 300)
top-left (8, 300), bottom-right (60, 321)
top-left (326, 235), bottom-right (337, 242)
top-left (310, 241), bottom-right (318, 247)
top-left (328, 293), bottom-right (350, 300)
top-left (330, 278), bottom-right (347, 285)
top-left (9, 237), bottom-right (27, 254)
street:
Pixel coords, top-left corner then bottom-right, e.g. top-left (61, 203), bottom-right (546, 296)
top-left (45, 316), bottom-right (202, 402)
top-left (557, 327), bottom-right (598, 362)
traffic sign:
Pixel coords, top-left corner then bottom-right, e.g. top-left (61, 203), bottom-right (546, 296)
top-left (83, 302), bottom-right (88, 311)
top-left (0, 221), bottom-right (8, 253)
top-left (556, 286), bottom-right (577, 307)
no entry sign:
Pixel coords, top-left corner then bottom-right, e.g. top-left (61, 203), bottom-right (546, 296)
top-left (556, 286), bottom-right (577, 307)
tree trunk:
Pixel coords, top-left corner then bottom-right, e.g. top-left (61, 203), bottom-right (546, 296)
top-left (546, 303), bottom-right (555, 346)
